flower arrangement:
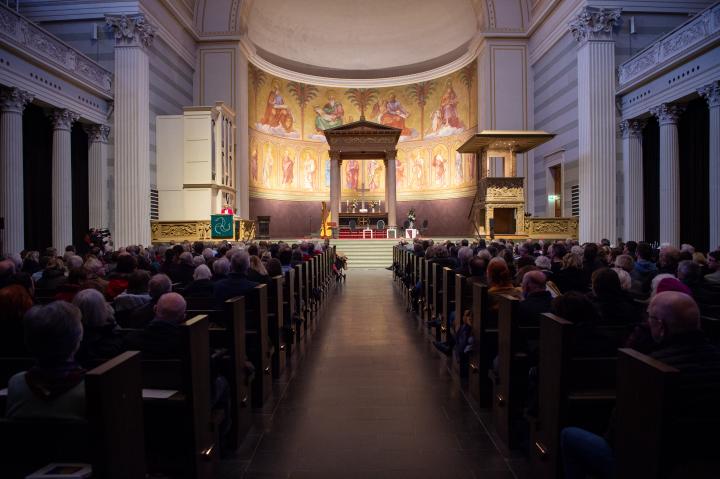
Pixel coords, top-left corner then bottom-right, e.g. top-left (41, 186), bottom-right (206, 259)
top-left (407, 208), bottom-right (416, 228)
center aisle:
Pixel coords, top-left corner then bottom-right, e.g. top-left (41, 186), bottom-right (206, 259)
top-left (229, 269), bottom-right (515, 479)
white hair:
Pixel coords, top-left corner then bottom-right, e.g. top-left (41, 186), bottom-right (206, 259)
top-left (193, 264), bottom-right (212, 281)
top-left (192, 255), bottom-right (206, 267)
top-left (612, 267), bottom-right (632, 290)
top-left (535, 255), bottom-right (552, 270)
top-left (571, 245), bottom-right (584, 255)
top-left (66, 255), bottom-right (84, 270)
top-left (73, 288), bottom-right (114, 329)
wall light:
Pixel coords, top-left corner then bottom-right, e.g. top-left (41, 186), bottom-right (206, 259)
top-left (548, 194), bottom-right (560, 201)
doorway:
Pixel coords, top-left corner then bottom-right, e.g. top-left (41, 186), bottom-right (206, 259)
top-left (493, 208), bottom-right (516, 234)
top-left (548, 164), bottom-right (562, 217)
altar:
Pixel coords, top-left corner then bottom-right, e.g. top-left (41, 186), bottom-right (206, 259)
top-left (338, 212), bottom-right (388, 229)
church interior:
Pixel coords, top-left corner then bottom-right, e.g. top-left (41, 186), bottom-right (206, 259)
top-left (0, 0), bottom-right (719, 477)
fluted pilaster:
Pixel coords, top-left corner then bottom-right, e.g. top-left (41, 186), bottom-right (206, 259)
top-left (329, 151), bottom-right (340, 238)
top-left (0, 87), bottom-right (33, 255)
top-left (107, 14), bottom-right (155, 247)
top-left (573, 7), bottom-right (621, 243)
top-left (651, 103), bottom-right (684, 247)
top-left (620, 119), bottom-right (646, 242)
top-left (386, 150), bottom-right (397, 228)
top-left (85, 124), bottom-right (110, 229)
top-left (699, 81), bottom-right (720, 250)
top-left (49, 109), bottom-right (79, 252)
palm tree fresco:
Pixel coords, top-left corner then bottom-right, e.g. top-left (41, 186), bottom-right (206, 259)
top-left (287, 81), bottom-right (319, 138)
top-left (405, 81), bottom-right (435, 139)
top-left (344, 88), bottom-right (379, 121)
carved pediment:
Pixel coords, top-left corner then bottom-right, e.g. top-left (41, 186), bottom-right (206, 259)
top-left (324, 119), bottom-right (401, 135)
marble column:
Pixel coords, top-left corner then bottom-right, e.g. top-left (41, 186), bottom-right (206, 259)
top-left (106, 14), bottom-right (155, 247)
top-left (699, 81), bottom-right (720, 250)
top-left (651, 103), bottom-right (684, 247)
top-left (570, 7), bottom-right (622, 243)
top-left (329, 151), bottom-right (340, 238)
top-left (620, 119), bottom-right (646, 242)
top-left (386, 150), bottom-right (397, 227)
top-left (85, 124), bottom-right (110, 229)
top-left (49, 109), bottom-right (79, 252)
top-left (0, 88), bottom-right (33, 255)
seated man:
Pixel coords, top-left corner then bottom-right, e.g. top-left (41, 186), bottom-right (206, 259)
top-left (121, 273), bottom-right (172, 329)
top-left (6, 301), bottom-right (86, 420)
top-left (123, 292), bottom-right (187, 358)
top-left (561, 291), bottom-right (720, 479)
top-left (517, 270), bottom-right (552, 326)
top-left (213, 251), bottom-right (259, 304)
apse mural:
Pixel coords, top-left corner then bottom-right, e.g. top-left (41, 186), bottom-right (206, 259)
top-left (249, 62), bottom-right (478, 200)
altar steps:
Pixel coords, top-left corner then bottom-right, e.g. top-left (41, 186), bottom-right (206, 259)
top-left (337, 228), bottom-right (388, 239)
top-left (331, 239), bottom-right (396, 269)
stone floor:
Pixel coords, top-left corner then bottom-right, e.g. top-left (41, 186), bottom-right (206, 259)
top-left (220, 269), bottom-right (517, 479)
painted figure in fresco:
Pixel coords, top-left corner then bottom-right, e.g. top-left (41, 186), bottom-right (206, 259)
top-left (346, 159), bottom-right (360, 191)
top-left (262, 146), bottom-right (274, 187)
top-left (411, 153), bottom-right (424, 190)
top-left (325, 158), bottom-right (331, 187)
top-left (396, 156), bottom-right (405, 188)
top-left (375, 93), bottom-right (410, 135)
top-left (281, 150), bottom-right (294, 185)
top-left (367, 159), bottom-right (381, 191)
top-left (455, 151), bottom-right (463, 184)
top-left (250, 147), bottom-right (259, 183)
top-left (303, 153), bottom-right (316, 190)
top-left (428, 80), bottom-right (464, 134)
top-left (314, 91), bottom-right (344, 131)
top-left (261, 81), bottom-right (294, 132)
top-left (432, 153), bottom-right (448, 187)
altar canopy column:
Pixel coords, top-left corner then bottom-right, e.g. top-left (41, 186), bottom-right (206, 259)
top-left (651, 103), bottom-right (684, 247)
top-left (620, 119), bottom-right (646, 242)
top-left (571, 7), bottom-right (621, 243)
top-left (330, 151), bottom-right (340, 238)
top-left (700, 81), bottom-right (720, 250)
top-left (0, 87), bottom-right (33, 255)
top-left (386, 150), bottom-right (397, 227)
top-left (50, 109), bottom-right (79, 253)
top-left (85, 124), bottom-right (110, 229)
top-left (106, 14), bottom-right (155, 247)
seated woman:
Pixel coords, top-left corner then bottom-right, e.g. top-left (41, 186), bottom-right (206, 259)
top-left (73, 289), bottom-right (123, 364)
top-left (588, 268), bottom-right (639, 328)
top-left (247, 255), bottom-right (270, 285)
top-left (6, 301), bottom-right (86, 420)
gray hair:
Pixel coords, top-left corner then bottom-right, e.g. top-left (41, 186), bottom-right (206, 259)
top-left (535, 255), bottom-right (552, 270)
top-left (202, 248), bottom-right (215, 262)
top-left (84, 257), bottom-right (105, 276)
top-left (571, 245), bottom-right (584, 255)
top-left (213, 257), bottom-right (230, 276)
top-left (677, 260), bottom-right (701, 282)
top-left (192, 255), bottom-right (206, 267)
top-left (73, 288), bottom-right (114, 329)
top-left (179, 252), bottom-right (193, 266)
top-left (66, 255), bottom-right (84, 270)
top-left (457, 247), bottom-right (473, 266)
top-left (615, 254), bottom-right (635, 272)
top-left (231, 250), bottom-right (250, 274)
top-left (24, 301), bottom-right (83, 362)
top-left (148, 273), bottom-right (172, 300)
top-left (193, 264), bottom-right (212, 281)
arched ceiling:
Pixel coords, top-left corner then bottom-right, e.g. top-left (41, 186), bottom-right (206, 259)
top-left (192, 0), bottom-right (534, 85)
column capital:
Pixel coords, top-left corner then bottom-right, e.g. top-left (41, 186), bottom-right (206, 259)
top-left (329, 150), bottom-right (342, 162)
top-left (569, 7), bottom-right (622, 43)
top-left (620, 119), bottom-right (646, 139)
top-left (85, 124), bottom-right (111, 143)
top-left (49, 108), bottom-right (80, 131)
top-left (385, 150), bottom-right (397, 161)
top-left (699, 81), bottom-right (720, 108)
top-left (651, 103), bottom-right (685, 126)
top-left (0, 87), bottom-right (34, 113)
top-left (106, 14), bottom-right (156, 48)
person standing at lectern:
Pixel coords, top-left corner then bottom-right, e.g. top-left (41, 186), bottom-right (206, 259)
top-left (221, 203), bottom-right (234, 215)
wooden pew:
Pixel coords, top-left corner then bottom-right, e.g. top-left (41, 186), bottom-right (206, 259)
top-left (468, 282), bottom-right (496, 407)
top-left (244, 284), bottom-right (272, 407)
top-left (423, 258), bottom-right (432, 325)
top-left (442, 267), bottom-right (456, 344)
top-left (294, 263), bottom-right (306, 338)
top-left (267, 275), bottom-right (287, 378)
top-left (431, 263), bottom-right (443, 341)
top-left (529, 314), bottom-right (617, 479)
top-left (0, 351), bottom-right (146, 479)
top-left (491, 294), bottom-right (540, 450)
top-left (139, 315), bottom-right (217, 479)
top-left (282, 268), bottom-right (298, 355)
